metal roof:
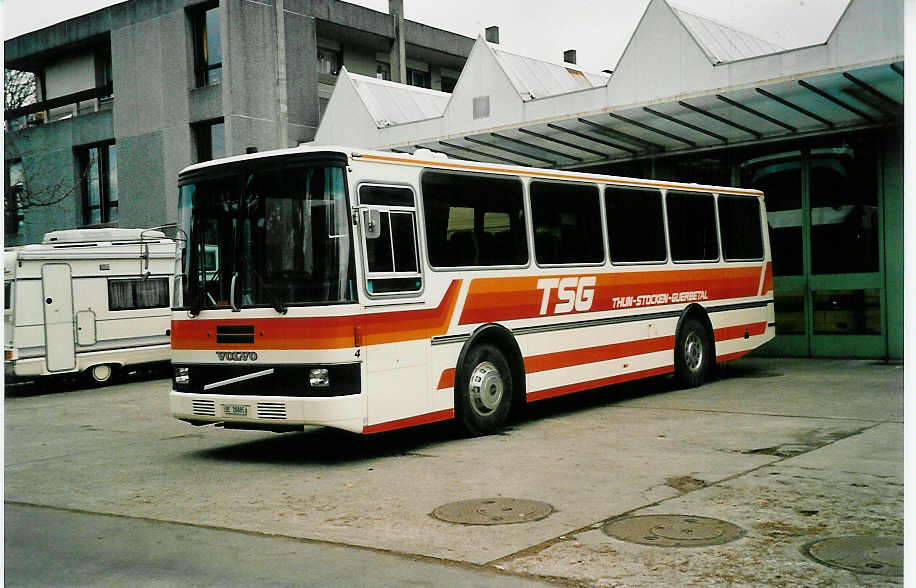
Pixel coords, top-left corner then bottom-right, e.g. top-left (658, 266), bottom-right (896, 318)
top-left (490, 44), bottom-right (610, 100)
top-left (407, 62), bottom-right (902, 170)
top-left (349, 72), bottom-right (450, 128)
top-left (671, 6), bottom-right (785, 64)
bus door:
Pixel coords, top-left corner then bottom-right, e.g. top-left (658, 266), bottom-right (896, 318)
top-left (356, 184), bottom-right (429, 426)
top-left (41, 264), bottom-right (76, 372)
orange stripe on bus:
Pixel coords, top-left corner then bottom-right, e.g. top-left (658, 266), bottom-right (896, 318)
top-left (759, 261), bottom-right (773, 296)
top-left (356, 153), bottom-right (763, 196)
top-left (171, 280), bottom-right (462, 350)
top-left (459, 267), bottom-right (763, 325)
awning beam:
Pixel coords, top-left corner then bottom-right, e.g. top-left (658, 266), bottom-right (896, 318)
top-left (715, 94), bottom-right (797, 133)
top-left (490, 132), bottom-right (584, 162)
top-left (755, 88), bottom-right (835, 128)
top-left (890, 63), bottom-right (903, 77)
top-left (842, 72), bottom-right (901, 110)
top-left (546, 123), bottom-right (637, 155)
top-left (797, 80), bottom-right (876, 123)
top-left (606, 112), bottom-right (696, 147)
top-left (576, 118), bottom-right (664, 151)
top-left (517, 127), bottom-right (607, 158)
top-left (677, 100), bottom-right (763, 139)
top-left (431, 142), bottom-right (527, 166)
top-left (465, 135), bottom-right (556, 165)
top-left (643, 106), bottom-right (728, 143)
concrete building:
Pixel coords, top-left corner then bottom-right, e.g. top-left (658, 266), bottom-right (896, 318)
top-left (3, 0), bottom-right (472, 246)
top-left (313, 0), bottom-right (904, 360)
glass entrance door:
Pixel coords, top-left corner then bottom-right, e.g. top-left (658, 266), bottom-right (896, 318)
top-left (740, 138), bottom-right (886, 358)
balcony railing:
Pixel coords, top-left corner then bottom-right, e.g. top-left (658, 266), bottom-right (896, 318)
top-left (5, 83), bottom-right (113, 130)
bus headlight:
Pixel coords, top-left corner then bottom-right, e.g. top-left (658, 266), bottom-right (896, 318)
top-left (309, 368), bottom-right (330, 388)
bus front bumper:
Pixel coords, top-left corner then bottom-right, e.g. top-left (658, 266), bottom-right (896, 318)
top-left (169, 390), bottom-right (365, 434)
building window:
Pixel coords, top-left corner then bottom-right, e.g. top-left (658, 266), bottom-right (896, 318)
top-left (4, 160), bottom-right (24, 235)
top-left (440, 76), bottom-right (458, 93)
top-left (407, 68), bottom-right (430, 89)
top-left (191, 4), bottom-right (221, 87)
top-left (193, 119), bottom-right (225, 162)
top-left (108, 278), bottom-right (169, 311)
top-left (317, 48), bottom-right (342, 76)
top-left (78, 143), bottom-right (118, 225)
top-left (376, 61), bottom-right (391, 81)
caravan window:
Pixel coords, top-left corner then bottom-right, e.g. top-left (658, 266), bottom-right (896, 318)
top-left (108, 278), bottom-right (169, 311)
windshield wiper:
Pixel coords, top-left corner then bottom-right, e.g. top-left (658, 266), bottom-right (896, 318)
top-left (238, 253), bottom-right (288, 315)
top-left (189, 267), bottom-right (220, 317)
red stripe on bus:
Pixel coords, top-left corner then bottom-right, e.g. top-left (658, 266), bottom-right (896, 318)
top-left (717, 350), bottom-right (751, 362)
top-left (524, 336), bottom-right (675, 374)
top-left (171, 280), bottom-right (462, 350)
top-left (437, 369), bottom-right (456, 390)
top-left (362, 408), bottom-right (454, 434)
top-left (526, 365), bottom-right (675, 402)
top-left (436, 321), bottom-right (765, 390)
top-left (714, 321), bottom-right (767, 342)
top-left (458, 267), bottom-right (762, 325)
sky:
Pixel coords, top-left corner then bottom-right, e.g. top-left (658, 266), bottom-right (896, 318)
top-left (2, 0), bottom-right (850, 72)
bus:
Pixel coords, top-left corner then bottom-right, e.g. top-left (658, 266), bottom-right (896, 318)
top-left (169, 145), bottom-right (774, 435)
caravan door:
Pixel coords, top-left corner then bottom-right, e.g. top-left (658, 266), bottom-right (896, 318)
top-left (41, 264), bottom-right (76, 372)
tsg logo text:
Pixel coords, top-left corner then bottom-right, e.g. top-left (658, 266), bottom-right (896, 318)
top-left (537, 276), bottom-right (597, 315)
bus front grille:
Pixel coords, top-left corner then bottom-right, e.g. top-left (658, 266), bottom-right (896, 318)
top-left (191, 399), bottom-right (216, 417)
top-left (257, 402), bottom-right (287, 420)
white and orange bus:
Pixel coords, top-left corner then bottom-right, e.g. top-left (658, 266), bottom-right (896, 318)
top-left (169, 145), bottom-right (774, 435)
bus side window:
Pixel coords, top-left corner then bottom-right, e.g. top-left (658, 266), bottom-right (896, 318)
top-left (358, 185), bottom-right (422, 295)
top-left (421, 170), bottom-right (527, 268)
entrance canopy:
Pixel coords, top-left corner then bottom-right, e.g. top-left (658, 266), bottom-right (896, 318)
top-left (313, 0), bottom-right (903, 169)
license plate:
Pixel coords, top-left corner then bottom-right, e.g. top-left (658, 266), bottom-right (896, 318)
top-left (222, 404), bottom-right (249, 417)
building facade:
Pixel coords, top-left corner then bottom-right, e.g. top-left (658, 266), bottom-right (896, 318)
top-left (4, 0), bottom-right (473, 246)
top-left (313, 0), bottom-right (904, 360)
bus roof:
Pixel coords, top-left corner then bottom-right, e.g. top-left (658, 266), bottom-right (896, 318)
top-left (179, 144), bottom-right (764, 197)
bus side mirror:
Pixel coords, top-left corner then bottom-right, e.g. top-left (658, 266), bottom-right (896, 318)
top-left (363, 209), bottom-right (382, 239)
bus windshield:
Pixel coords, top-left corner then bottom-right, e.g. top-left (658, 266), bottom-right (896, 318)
top-left (177, 164), bottom-right (355, 311)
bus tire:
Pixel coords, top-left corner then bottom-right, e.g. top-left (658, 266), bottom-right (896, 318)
top-left (86, 364), bottom-right (118, 387)
top-left (674, 318), bottom-right (711, 388)
top-left (455, 344), bottom-right (512, 435)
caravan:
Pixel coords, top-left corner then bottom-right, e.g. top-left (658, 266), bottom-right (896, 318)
top-left (4, 228), bottom-right (176, 385)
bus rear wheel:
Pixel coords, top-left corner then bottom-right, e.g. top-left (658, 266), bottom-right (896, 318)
top-left (674, 318), bottom-right (711, 388)
top-left (456, 344), bottom-right (512, 435)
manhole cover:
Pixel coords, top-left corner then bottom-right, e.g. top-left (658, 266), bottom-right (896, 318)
top-left (805, 536), bottom-right (903, 576)
top-left (603, 514), bottom-right (745, 547)
top-left (432, 498), bottom-right (553, 525)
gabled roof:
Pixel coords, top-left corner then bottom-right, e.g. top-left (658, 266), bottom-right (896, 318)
top-left (489, 43), bottom-right (610, 100)
top-left (348, 71), bottom-right (450, 128)
top-left (671, 5), bottom-right (784, 64)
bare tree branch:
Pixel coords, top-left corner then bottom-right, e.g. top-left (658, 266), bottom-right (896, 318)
top-left (4, 68), bottom-right (37, 111)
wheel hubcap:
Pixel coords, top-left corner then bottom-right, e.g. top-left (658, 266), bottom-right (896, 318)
top-left (92, 364), bottom-right (112, 382)
top-left (685, 333), bottom-right (703, 371)
top-left (469, 361), bottom-right (504, 417)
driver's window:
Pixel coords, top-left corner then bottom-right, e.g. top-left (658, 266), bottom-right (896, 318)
top-left (358, 185), bottom-right (422, 295)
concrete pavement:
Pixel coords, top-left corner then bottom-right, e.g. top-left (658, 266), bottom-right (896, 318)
top-left (4, 358), bottom-right (903, 586)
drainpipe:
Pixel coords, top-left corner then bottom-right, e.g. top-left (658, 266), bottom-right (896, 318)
top-left (389, 0), bottom-right (406, 83)
top-left (275, 0), bottom-right (289, 148)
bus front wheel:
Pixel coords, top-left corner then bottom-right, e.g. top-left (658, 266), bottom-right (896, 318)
top-left (456, 344), bottom-right (512, 435)
top-left (674, 318), bottom-right (711, 388)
